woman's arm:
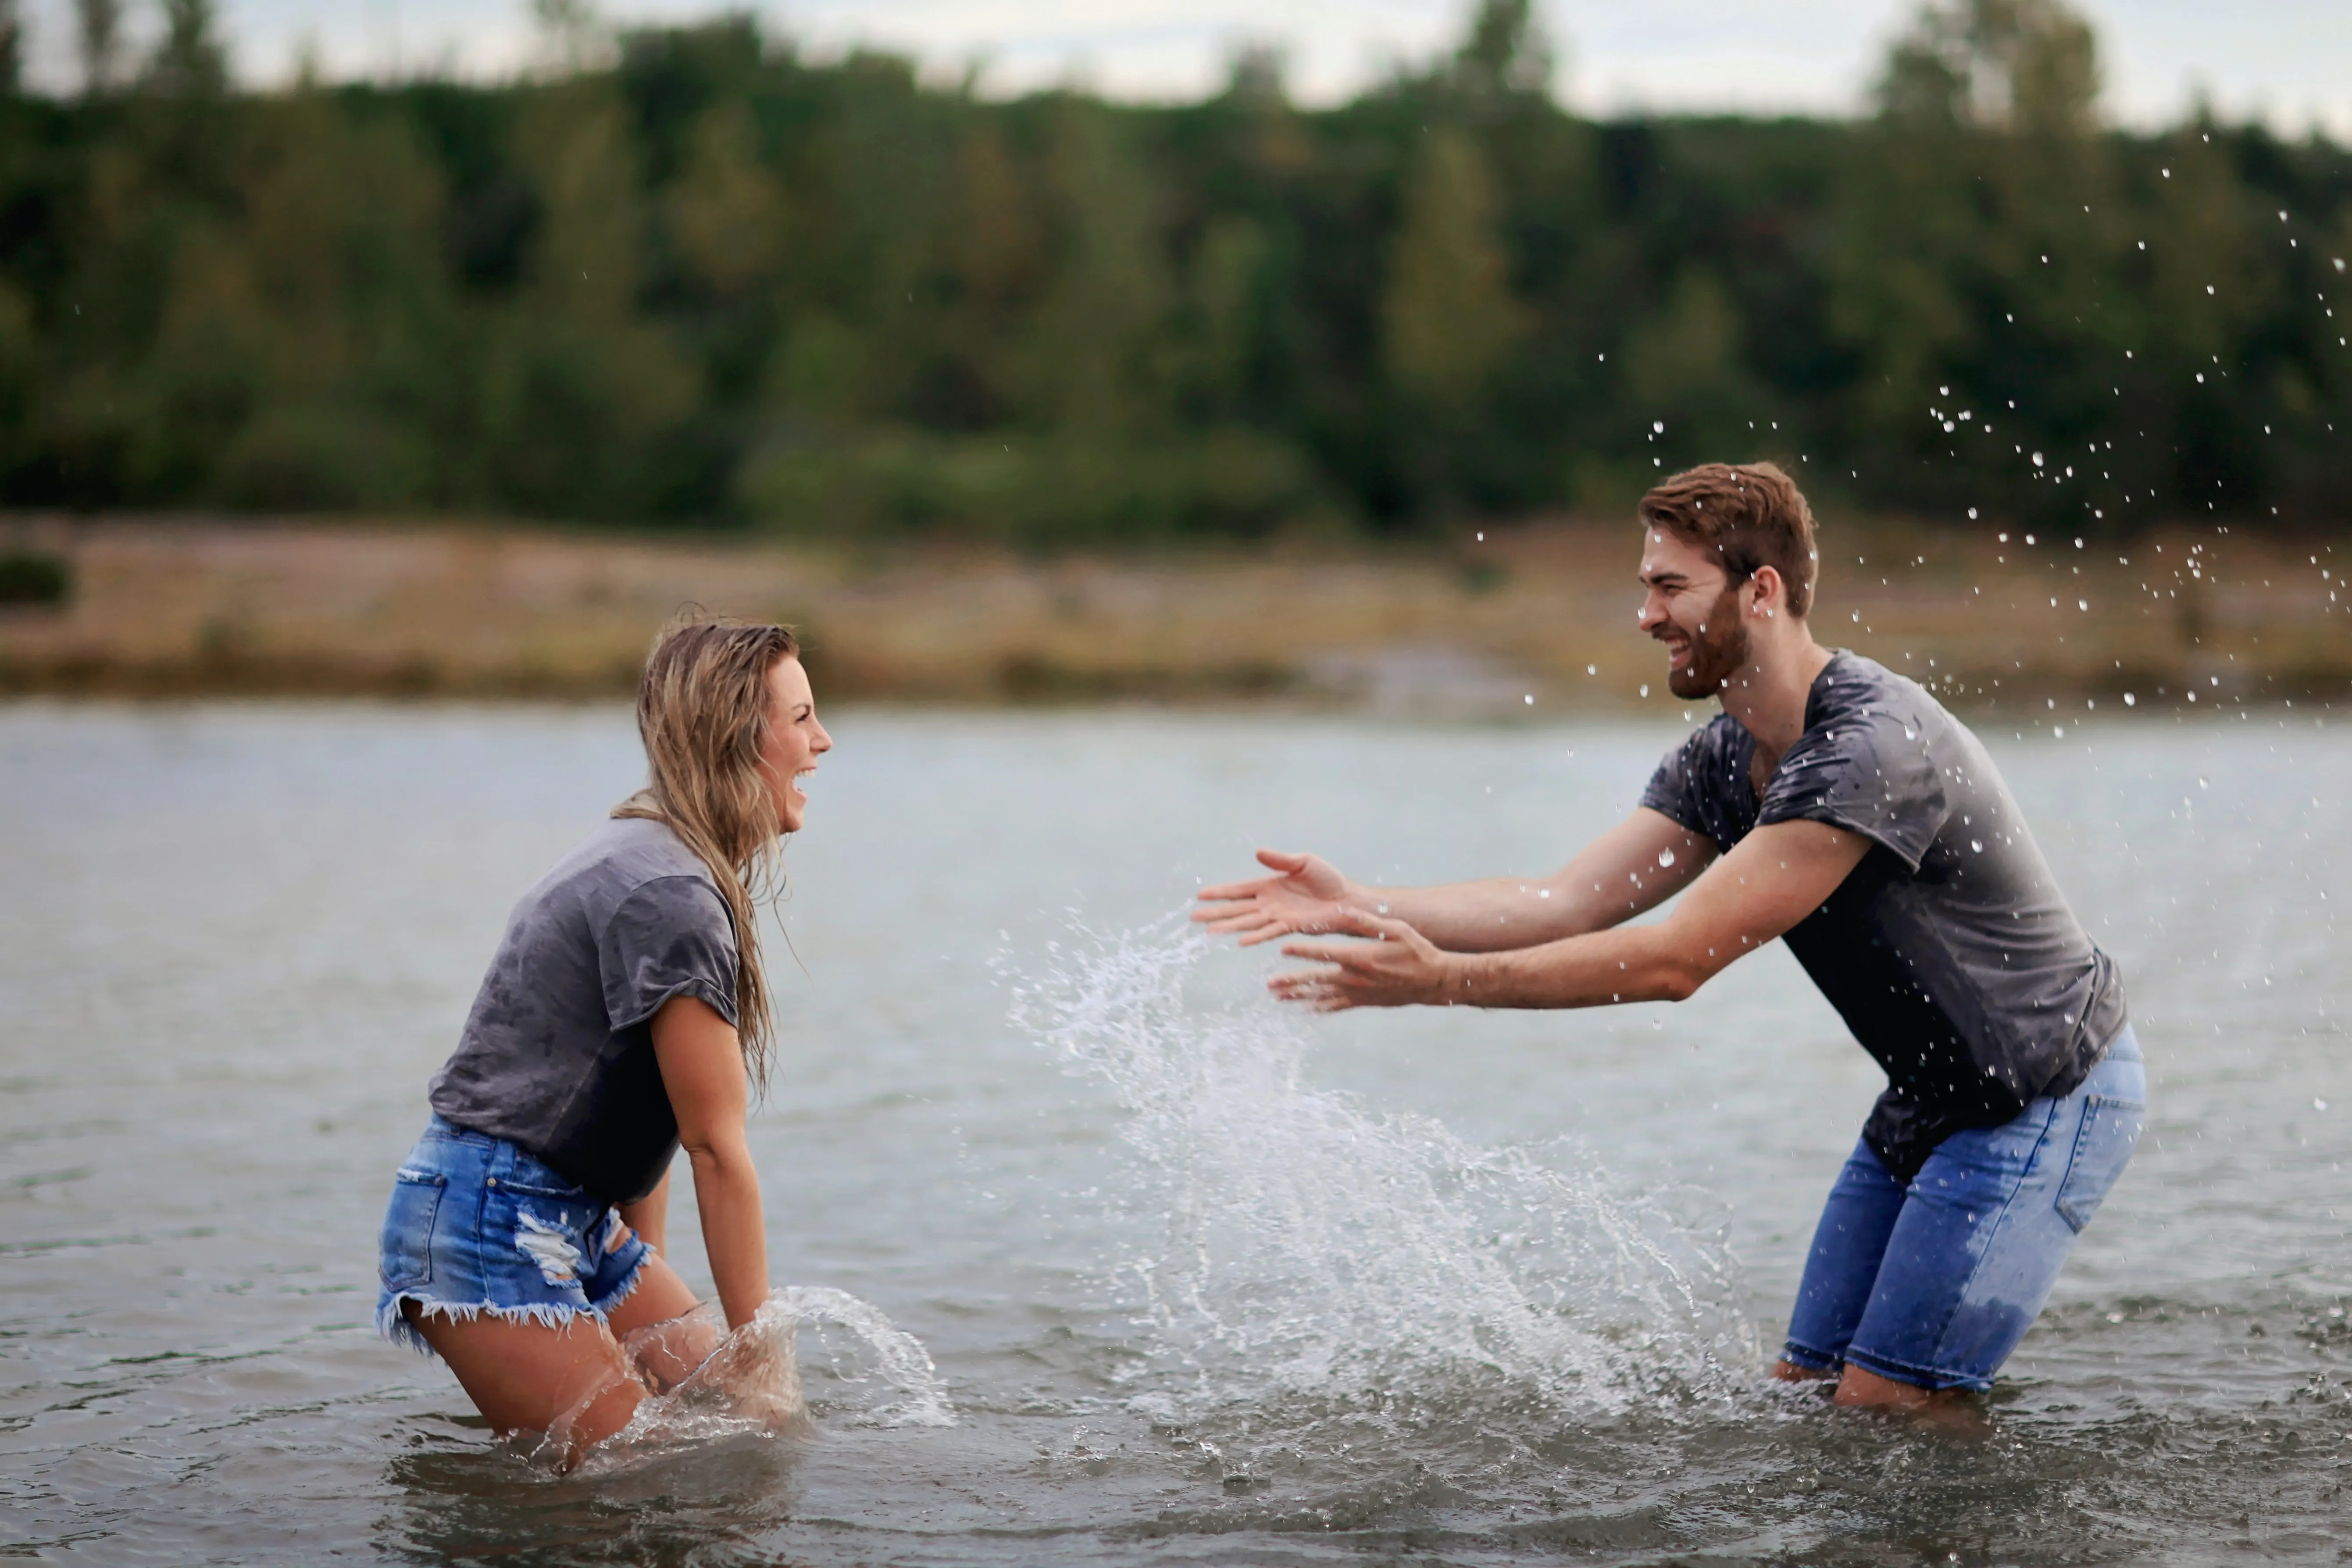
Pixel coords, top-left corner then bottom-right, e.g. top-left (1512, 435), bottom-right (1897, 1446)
top-left (617, 1167), bottom-right (671, 1256)
top-left (650, 995), bottom-right (770, 1331)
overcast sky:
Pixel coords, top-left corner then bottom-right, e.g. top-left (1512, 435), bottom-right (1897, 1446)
top-left (18, 0), bottom-right (2351, 135)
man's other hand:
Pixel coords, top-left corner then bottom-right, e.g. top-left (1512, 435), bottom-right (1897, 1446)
top-left (1269, 908), bottom-right (1455, 1012)
top-left (1195, 848), bottom-right (1356, 947)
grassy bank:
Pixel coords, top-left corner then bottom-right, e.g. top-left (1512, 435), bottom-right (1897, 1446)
top-left (0, 515), bottom-right (2344, 716)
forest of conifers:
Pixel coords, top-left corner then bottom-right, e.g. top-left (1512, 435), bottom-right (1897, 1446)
top-left (0, 0), bottom-right (2346, 542)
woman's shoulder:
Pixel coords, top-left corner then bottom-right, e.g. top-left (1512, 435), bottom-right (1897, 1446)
top-left (528, 817), bottom-right (722, 916)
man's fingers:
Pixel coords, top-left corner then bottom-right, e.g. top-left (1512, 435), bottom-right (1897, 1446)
top-left (1256, 848), bottom-right (1308, 873)
top-left (1278, 937), bottom-right (1379, 968)
top-left (1268, 969), bottom-right (1337, 998)
top-left (1286, 905), bottom-right (1403, 942)
top-left (1196, 879), bottom-right (1275, 903)
top-left (1266, 970), bottom-right (1359, 1012)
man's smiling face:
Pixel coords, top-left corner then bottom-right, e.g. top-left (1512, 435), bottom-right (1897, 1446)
top-left (1636, 527), bottom-right (1753, 700)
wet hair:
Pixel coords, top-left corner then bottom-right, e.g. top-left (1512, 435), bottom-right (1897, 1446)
top-left (1638, 461), bottom-right (1819, 618)
top-left (612, 613), bottom-right (800, 1090)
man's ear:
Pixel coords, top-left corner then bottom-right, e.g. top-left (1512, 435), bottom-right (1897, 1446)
top-left (1748, 565), bottom-right (1785, 617)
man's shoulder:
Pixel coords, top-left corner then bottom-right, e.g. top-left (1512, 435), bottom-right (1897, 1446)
top-left (1677, 709), bottom-right (1749, 759)
top-left (1804, 651), bottom-right (1956, 738)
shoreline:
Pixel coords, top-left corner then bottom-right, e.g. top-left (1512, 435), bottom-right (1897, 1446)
top-left (2, 513), bottom-right (2345, 714)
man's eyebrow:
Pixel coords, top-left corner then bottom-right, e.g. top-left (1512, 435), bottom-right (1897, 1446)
top-left (1639, 567), bottom-right (1692, 585)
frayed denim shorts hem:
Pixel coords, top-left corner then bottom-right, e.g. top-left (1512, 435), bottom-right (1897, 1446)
top-left (376, 1116), bottom-right (651, 1360)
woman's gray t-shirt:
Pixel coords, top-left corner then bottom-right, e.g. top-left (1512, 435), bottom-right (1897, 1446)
top-left (428, 816), bottom-right (738, 1203)
top-left (1641, 651), bottom-right (2127, 1181)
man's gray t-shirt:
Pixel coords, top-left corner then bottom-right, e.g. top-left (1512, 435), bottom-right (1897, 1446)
top-left (428, 816), bottom-right (739, 1203)
top-left (1640, 651), bottom-right (2127, 1181)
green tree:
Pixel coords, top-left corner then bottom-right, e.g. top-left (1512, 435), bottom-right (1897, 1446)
top-left (1878, 0), bottom-right (2099, 135)
top-left (1451, 0), bottom-right (1553, 101)
top-left (483, 84), bottom-right (698, 517)
top-left (1383, 126), bottom-right (1518, 410)
top-left (1015, 100), bottom-right (1172, 433)
top-left (146, 0), bottom-right (228, 97)
top-left (0, 0), bottom-right (24, 93)
top-left (1625, 268), bottom-right (1761, 458)
top-left (666, 100), bottom-right (788, 299)
top-left (75, 0), bottom-right (123, 95)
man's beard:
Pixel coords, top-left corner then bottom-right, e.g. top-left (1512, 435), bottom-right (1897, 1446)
top-left (1668, 584), bottom-right (1752, 699)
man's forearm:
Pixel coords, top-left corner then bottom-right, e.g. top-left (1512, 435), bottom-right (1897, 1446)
top-left (1445, 924), bottom-right (1710, 1008)
top-left (1343, 876), bottom-right (1610, 952)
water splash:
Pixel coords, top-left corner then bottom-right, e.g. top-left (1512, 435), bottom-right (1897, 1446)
top-left (1014, 917), bottom-right (1759, 1435)
top-left (781, 1285), bottom-right (957, 1429)
top-left (557, 1284), bottom-right (954, 1474)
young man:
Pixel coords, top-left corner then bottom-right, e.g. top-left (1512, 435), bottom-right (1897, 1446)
top-left (1195, 462), bottom-right (2144, 1415)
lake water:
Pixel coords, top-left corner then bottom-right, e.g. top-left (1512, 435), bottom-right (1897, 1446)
top-left (4, 700), bottom-right (2350, 1565)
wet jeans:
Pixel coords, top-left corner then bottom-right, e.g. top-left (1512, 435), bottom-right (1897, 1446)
top-left (1782, 1029), bottom-right (2146, 1392)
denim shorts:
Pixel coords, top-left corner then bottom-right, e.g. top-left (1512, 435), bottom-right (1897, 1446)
top-left (1782, 1028), bottom-right (2146, 1392)
top-left (375, 1115), bottom-right (651, 1357)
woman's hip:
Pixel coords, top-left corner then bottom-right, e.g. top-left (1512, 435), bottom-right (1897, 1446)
top-left (375, 1117), bottom-right (649, 1357)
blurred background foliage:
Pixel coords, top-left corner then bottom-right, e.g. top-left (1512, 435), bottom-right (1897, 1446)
top-left (0, 0), bottom-right (2345, 543)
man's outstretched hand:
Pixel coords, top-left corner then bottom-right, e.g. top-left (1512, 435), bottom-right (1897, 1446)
top-left (1193, 849), bottom-right (1357, 947)
top-left (1268, 908), bottom-right (1457, 1012)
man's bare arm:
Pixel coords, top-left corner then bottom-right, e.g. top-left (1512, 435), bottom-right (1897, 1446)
top-left (1195, 809), bottom-right (1716, 953)
top-left (1268, 820), bottom-right (1868, 1011)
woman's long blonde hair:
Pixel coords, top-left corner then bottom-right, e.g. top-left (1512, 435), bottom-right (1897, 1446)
top-left (613, 614), bottom-right (799, 1090)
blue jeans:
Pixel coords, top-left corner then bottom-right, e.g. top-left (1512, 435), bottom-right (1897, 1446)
top-left (375, 1116), bottom-right (651, 1358)
top-left (1783, 1029), bottom-right (2145, 1392)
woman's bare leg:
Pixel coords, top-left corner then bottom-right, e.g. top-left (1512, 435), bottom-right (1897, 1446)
top-left (404, 1302), bottom-right (643, 1458)
top-left (402, 1239), bottom-right (709, 1458)
top-left (601, 1247), bottom-right (717, 1392)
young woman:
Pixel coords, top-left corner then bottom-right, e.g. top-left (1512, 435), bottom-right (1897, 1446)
top-left (376, 618), bottom-right (828, 1456)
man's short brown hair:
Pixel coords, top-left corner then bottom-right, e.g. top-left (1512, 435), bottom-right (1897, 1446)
top-left (1638, 462), bottom-right (1818, 618)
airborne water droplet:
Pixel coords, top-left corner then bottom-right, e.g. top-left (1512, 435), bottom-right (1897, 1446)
top-left (1972, 839), bottom-right (1984, 852)
top-left (1658, 849), bottom-right (1677, 868)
